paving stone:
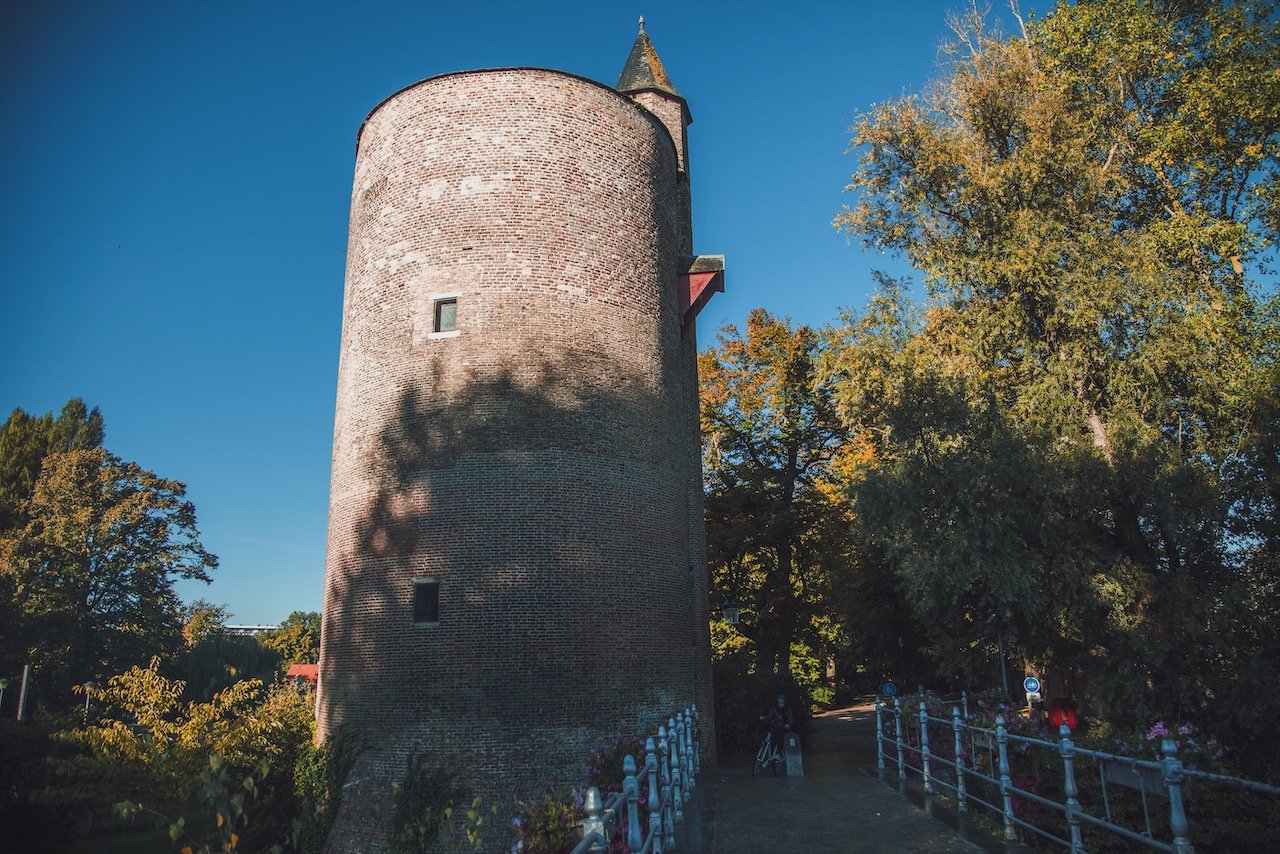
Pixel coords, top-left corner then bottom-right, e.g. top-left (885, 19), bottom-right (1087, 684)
top-left (708, 701), bottom-right (982, 853)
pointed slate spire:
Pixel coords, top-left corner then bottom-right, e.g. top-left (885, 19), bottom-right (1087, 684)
top-left (617, 16), bottom-right (682, 99)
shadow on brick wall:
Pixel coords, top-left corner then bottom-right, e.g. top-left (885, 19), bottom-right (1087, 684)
top-left (319, 346), bottom-right (702, 849)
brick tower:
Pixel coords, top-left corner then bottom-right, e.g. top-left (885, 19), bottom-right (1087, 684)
top-left (318, 22), bottom-right (723, 843)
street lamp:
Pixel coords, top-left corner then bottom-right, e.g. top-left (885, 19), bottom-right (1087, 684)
top-left (987, 613), bottom-right (1010, 697)
top-left (82, 681), bottom-right (96, 725)
top-left (722, 597), bottom-right (741, 627)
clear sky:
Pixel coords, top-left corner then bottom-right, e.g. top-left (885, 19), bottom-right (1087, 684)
top-left (1, 0), bottom-right (1001, 624)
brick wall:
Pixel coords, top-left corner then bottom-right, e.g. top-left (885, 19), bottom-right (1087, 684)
top-left (319, 68), bottom-right (715, 848)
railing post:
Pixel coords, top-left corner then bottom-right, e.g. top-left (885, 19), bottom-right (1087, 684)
top-left (676, 712), bottom-right (689, 798)
top-left (646, 737), bottom-right (662, 853)
top-left (920, 700), bottom-right (933, 794)
top-left (1162, 737), bottom-right (1195, 854)
top-left (669, 717), bottom-right (684, 824)
top-left (875, 696), bottom-right (886, 772)
top-left (659, 724), bottom-right (672, 788)
top-left (894, 697), bottom-right (906, 780)
top-left (624, 754), bottom-right (642, 852)
top-left (952, 705), bottom-right (967, 813)
top-left (1060, 723), bottom-right (1083, 852)
top-left (962, 690), bottom-right (969, 722)
top-left (690, 704), bottom-right (701, 775)
top-left (582, 786), bottom-right (607, 854)
top-left (691, 706), bottom-right (701, 778)
top-left (680, 710), bottom-right (694, 795)
top-left (996, 714), bottom-right (1018, 842)
top-left (659, 725), bottom-right (675, 849)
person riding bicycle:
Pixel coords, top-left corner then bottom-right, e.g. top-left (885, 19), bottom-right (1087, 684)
top-left (759, 694), bottom-right (794, 763)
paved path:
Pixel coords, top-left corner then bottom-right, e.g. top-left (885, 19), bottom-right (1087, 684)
top-left (708, 701), bottom-right (982, 853)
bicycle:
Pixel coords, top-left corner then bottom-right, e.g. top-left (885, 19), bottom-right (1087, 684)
top-left (751, 729), bottom-right (783, 777)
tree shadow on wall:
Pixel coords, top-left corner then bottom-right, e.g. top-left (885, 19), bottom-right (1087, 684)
top-left (319, 345), bottom-right (704, 847)
top-left (353, 350), bottom-right (677, 561)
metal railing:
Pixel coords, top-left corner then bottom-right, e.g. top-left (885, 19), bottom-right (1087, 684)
top-left (874, 695), bottom-right (1280, 852)
top-left (571, 705), bottom-right (701, 854)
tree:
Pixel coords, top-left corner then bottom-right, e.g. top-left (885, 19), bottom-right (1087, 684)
top-left (258, 610), bottom-right (321, 667)
top-left (2, 448), bottom-right (217, 692)
top-left (0, 400), bottom-right (106, 676)
top-left (700, 309), bottom-right (851, 678)
top-left (182, 599), bottom-right (231, 647)
top-left (0, 399), bottom-right (103, 534)
top-left (834, 0), bottom-right (1280, 750)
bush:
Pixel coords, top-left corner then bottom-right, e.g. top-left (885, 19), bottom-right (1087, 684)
top-left (0, 715), bottom-right (82, 851)
top-left (511, 788), bottom-right (582, 854)
top-left (389, 753), bottom-right (471, 854)
top-left (293, 725), bottom-right (362, 853)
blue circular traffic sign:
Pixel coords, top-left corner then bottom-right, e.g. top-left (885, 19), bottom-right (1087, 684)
top-left (882, 682), bottom-right (897, 697)
top-left (1023, 676), bottom-right (1041, 694)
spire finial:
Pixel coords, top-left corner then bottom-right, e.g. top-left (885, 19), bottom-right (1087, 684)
top-left (638, 16), bottom-right (646, 34)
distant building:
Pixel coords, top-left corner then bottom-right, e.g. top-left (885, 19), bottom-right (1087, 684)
top-left (222, 624), bottom-right (275, 637)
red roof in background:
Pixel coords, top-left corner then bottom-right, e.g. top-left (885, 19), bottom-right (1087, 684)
top-left (286, 663), bottom-right (319, 682)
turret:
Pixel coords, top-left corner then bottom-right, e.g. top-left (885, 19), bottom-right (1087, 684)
top-left (618, 18), bottom-right (694, 254)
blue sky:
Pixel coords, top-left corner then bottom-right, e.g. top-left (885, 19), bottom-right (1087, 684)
top-left (1, 1), bottom-right (993, 624)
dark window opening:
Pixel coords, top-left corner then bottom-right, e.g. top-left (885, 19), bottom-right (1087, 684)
top-left (413, 580), bottom-right (440, 624)
top-left (433, 298), bottom-right (457, 333)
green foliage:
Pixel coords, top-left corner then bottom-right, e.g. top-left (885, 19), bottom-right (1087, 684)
top-left (511, 788), bottom-right (582, 854)
top-left (0, 398), bottom-right (104, 681)
top-left (827, 0), bottom-right (1280, 779)
top-left (701, 309), bottom-right (853, 681)
top-left (436, 796), bottom-right (499, 853)
top-left (258, 611), bottom-right (321, 669)
top-left (183, 599), bottom-right (231, 647)
top-left (52, 659), bottom-right (267, 812)
top-left (38, 659), bottom-right (333, 851)
top-left (0, 398), bottom-right (103, 535)
top-left (292, 726), bottom-right (363, 854)
top-left (183, 632), bottom-right (281, 701)
top-left (388, 753), bottom-right (472, 854)
top-left (3, 448), bottom-right (217, 695)
top-left (116, 755), bottom-right (276, 854)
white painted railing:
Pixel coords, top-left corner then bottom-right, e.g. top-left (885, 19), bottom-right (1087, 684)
top-left (875, 695), bottom-right (1280, 852)
top-left (571, 705), bottom-right (701, 854)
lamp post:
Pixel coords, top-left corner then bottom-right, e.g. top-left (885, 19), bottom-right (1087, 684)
top-left (0, 677), bottom-right (8, 715)
top-left (987, 614), bottom-right (1010, 697)
top-left (722, 597), bottom-right (741, 627)
top-left (82, 681), bottom-right (96, 725)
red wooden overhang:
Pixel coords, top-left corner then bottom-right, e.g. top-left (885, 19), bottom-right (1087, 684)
top-left (678, 254), bottom-right (725, 328)
top-left (286, 663), bottom-right (319, 683)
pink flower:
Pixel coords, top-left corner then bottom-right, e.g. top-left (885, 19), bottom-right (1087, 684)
top-left (1146, 722), bottom-right (1171, 741)
top-left (1177, 723), bottom-right (1194, 737)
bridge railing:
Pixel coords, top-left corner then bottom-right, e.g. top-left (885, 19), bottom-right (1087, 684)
top-left (874, 695), bottom-right (1280, 852)
top-left (571, 704), bottom-right (701, 854)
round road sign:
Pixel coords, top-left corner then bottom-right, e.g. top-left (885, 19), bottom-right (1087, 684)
top-left (1023, 676), bottom-right (1042, 694)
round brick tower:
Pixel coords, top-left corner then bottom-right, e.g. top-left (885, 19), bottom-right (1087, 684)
top-left (319, 27), bottom-right (722, 845)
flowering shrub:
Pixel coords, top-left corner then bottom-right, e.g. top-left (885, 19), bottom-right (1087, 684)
top-left (509, 787), bottom-right (582, 854)
top-left (1138, 721), bottom-right (1224, 770)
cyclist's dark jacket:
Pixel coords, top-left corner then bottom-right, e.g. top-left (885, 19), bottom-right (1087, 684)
top-left (763, 705), bottom-right (794, 750)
